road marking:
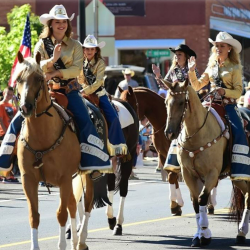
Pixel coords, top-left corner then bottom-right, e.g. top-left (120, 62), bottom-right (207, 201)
top-left (0, 208), bottom-right (229, 248)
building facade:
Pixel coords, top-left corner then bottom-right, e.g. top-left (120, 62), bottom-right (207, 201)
top-left (1, 0), bottom-right (250, 81)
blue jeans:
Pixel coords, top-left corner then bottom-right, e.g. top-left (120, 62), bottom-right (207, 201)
top-left (99, 94), bottom-right (127, 156)
top-left (225, 104), bottom-right (250, 180)
top-left (67, 91), bottom-right (110, 171)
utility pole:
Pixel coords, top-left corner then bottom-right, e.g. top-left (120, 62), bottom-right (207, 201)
top-left (93, 0), bottom-right (98, 38)
top-left (78, 0), bottom-right (86, 43)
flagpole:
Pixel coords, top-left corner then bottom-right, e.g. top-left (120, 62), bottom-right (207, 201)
top-left (8, 14), bottom-right (32, 87)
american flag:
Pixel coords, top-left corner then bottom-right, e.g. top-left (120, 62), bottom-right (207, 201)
top-left (8, 14), bottom-right (31, 87)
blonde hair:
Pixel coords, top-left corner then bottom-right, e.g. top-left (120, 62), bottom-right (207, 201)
top-left (39, 19), bottom-right (73, 38)
top-left (207, 46), bottom-right (241, 68)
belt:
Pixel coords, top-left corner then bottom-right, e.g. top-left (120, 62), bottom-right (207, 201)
top-left (49, 79), bottom-right (80, 94)
top-left (51, 77), bottom-right (75, 87)
top-left (223, 97), bottom-right (236, 105)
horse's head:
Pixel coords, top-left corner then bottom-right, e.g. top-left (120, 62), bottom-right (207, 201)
top-left (120, 86), bottom-right (137, 109)
top-left (164, 78), bottom-right (189, 140)
top-left (120, 86), bottom-right (146, 120)
top-left (15, 51), bottom-right (45, 118)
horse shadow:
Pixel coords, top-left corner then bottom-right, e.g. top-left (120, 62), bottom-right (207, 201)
top-left (87, 233), bottom-right (249, 249)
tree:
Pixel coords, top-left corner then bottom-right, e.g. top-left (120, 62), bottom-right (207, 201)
top-left (0, 4), bottom-right (42, 90)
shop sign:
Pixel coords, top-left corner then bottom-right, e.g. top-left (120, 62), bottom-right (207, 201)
top-left (102, 0), bottom-right (145, 16)
top-left (146, 49), bottom-right (170, 58)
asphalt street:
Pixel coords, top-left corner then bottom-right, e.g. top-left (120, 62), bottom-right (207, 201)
top-left (0, 157), bottom-right (249, 250)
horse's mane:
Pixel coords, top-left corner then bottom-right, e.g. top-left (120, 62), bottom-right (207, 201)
top-left (133, 87), bottom-right (165, 100)
top-left (14, 56), bottom-right (43, 81)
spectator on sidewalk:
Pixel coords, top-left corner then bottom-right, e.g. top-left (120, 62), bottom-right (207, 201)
top-left (114, 68), bottom-right (139, 98)
top-left (0, 87), bottom-right (19, 183)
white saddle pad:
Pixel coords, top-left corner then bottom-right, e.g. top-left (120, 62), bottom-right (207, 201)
top-left (112, 100), bottom-right (134, 129)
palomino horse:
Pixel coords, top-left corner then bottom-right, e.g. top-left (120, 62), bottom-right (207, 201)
top-left (72, 98), bottom-right (139, 236)
top-left (14, 51), bottom-right (94, 250)
top-left (164, 79), bottom-right (250, 247)
top-left (120, 86), bottom-right (184, 215)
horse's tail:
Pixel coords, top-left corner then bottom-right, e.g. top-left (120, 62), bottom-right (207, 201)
top-left (228, 183), bottom-right (244, 224)
top-left (93, 175), bottom-right (112, 208)
top-left (72, 173), bottom-right (85, 203)
top-left (115, 161), bottom-right (122, 193)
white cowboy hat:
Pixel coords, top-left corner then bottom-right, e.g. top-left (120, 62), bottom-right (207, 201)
top-left (208, 31), bottom-right (242, 53)
top-left (122, 68), bottom-right (135, 77)
top-left (82, 35), bottom-right (106, 49)
top-left (39, 5), bottom-right (75, 26)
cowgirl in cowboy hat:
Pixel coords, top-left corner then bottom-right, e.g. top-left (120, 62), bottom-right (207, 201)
top-left (153, 44), bottom-right (199, 84)
top-left (188, 31), bottom-right (250, 182)
top-left (0, 5), bottom-right (112, 177)
top-left (78, 35), bottom-right (128, 158)
top-left (114, 68), bottom-right (139, 98)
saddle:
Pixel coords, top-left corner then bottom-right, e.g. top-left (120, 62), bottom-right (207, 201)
top-left (48, 89), bottom-right (108, 150)
top-left (203, 101), bottom-right (232, 178)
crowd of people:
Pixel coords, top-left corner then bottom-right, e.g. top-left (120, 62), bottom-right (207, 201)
top-left (0, 4), bottom-right (249, 184)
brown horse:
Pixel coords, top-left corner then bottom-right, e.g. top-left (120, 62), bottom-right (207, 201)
top-left (164, 79), bottom-right (250, 247)
top-left (120, 86), bottom-right (184, 215)
top-left (15, 51), bottom-right (94, 250)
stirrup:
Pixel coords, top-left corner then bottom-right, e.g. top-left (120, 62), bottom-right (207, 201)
top-left (89, 170), bottom-right (104, 181)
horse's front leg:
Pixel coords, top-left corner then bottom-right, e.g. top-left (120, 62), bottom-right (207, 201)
top-left (207, 180), bottom-right (219, 215)
top-left (182, 167), bottom-right (213, 247)
top-left (168, 171), bottom-right (184, 216)
top-left (22, 174), bottom-right (40, 250)
top-left (58, 178), bottom-right (73, 250)
top-left (77, 175), bottom-right (93, 250)
top-left (67, 190), bottom-right (78, 250)
top-left (163, 140), bottom-right (184, 215)
top-left (196, 170), bottom-right (219, 247)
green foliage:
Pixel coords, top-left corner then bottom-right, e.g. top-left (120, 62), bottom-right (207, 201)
top-left (0, 4), bottom-right (42, 90)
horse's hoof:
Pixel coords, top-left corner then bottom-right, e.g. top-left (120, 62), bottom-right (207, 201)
top-left (207, 205), bottom-right (214, 215)
top-left (236, 235), bottom-right (246, 244)
top-left (191, 237), bottom-right (200, 247)
top-left (108, 217), bottom-right (116, 230)
top-left (77, 243), bottom-right (88, 250)
top-left (171, 205), bottom-right (182, 216)
top-left (113, 224), bottom-right (122, 235)
top-left (200, 236), bottom-right (211, 246)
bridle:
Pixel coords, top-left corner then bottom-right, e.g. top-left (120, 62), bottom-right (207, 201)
top-left (168, 89), bottom-right (190, 139)
top-left (17, 70), bottom-right (53, 118)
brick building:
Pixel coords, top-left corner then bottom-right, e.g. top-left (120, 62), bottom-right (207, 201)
top-left (1, 0), bottom-right (250, 81)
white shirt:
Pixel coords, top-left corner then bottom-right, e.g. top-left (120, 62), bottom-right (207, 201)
top-left (114, 79), bottom-right (139, 98)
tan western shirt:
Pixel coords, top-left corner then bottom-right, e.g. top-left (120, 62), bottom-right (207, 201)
top-left (78, 57), bottom-right (106, 95)
top-left (188, 59), bottom-right (242, 99)
top-left (34, 36), bottom-right (83, 80)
